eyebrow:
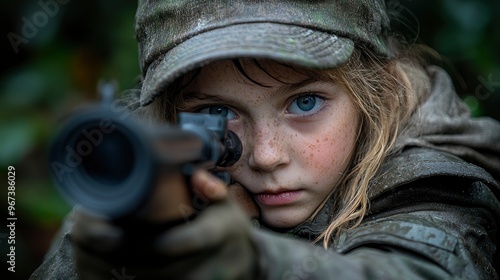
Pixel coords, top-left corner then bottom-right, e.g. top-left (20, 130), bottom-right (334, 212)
top-left (275, 78), bottom-right (324, 95)
top-left (181, 90), bottom-right (227, 104)
top-left (181, 78), bottom-right (327, 104)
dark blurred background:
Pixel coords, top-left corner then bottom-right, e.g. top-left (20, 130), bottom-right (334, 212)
top-left (0, 0), bottom-right (499, 279)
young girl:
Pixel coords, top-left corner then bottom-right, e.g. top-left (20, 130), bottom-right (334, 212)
top-left (31, 0), bottom-right (500, 279)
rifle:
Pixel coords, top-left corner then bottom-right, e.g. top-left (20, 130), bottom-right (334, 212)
top-left (49, 82), bottom-right (242, 220)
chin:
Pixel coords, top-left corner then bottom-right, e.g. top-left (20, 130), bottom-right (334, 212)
top-left (260, 211), bottom-right (305, 230)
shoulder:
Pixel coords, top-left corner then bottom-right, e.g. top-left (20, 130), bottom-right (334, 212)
top-left (334, 148), bottom-right (500, 279)
top-left (369, 147), bottom-right (499, 198)
top-left (29, 210), bottom-right (78, 279)
top-left (368, 148), bottom-right (500, 223)
top-left (368, 147), bottom-right (499, 215)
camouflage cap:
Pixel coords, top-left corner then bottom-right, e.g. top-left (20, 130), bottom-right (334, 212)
top-left (135, 0), bottom-right (391, 106)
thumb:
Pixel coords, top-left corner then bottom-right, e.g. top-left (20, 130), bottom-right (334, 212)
top-left (228, 182), bottom-right (260, 219)
top-left (190, 169), bottom-right (228, 202)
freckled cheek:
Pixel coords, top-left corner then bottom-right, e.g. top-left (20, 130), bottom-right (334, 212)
top-left (300, 128), bottom-right (355, 180)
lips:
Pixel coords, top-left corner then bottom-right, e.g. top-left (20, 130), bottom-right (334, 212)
top-left (255, 189), bottom-right (302, 206)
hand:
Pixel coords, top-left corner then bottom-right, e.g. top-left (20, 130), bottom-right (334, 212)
top-left (71, 169), bottom-right (260, 280)
top-left (228, 181), bottom-right (260, 219)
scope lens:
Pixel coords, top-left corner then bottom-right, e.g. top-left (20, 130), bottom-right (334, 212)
top-left (74, 126), bottom-right (135, 185)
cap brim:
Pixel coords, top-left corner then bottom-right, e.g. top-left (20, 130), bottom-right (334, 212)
top-left (140, 22), bottom-right (354, 106)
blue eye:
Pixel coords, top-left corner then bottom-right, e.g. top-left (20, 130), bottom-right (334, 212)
top-left (198, 105), bottom-right (236, 120)
top-left (288, 95), bottom-right (324, 116)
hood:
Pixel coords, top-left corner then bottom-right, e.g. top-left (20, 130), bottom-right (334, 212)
top-left (394, 66), bottom-right (500, 180)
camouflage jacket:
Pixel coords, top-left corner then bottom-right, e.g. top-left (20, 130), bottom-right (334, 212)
top-left (30, 67), bottom-right (500, 279)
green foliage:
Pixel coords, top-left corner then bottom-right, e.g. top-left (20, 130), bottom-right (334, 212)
top-left (0, 1), bottom-right (140, 278)
top-left (0, 1), bottom-right (498, 278)
top-left (399, 0), bottom-right (500, 118)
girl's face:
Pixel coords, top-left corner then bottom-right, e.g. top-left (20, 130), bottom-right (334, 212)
top-left (179, 60), bottom-right (359, 229)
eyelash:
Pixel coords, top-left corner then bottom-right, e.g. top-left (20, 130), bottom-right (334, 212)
top-left (187, 92), bottom-right (329, 120)
top-left (286, 93), bottom-right (329, 119)
top-left (194, 104), bottom-right (238, 120)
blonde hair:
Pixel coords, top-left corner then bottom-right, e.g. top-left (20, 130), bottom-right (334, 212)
top-left (312, 45), bottom-right (431, 247)
top-left (128, 42), bottom-right (432, 248)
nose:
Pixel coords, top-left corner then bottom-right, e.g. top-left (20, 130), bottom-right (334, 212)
top-left (247, 123), bottom-right (289, 172)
